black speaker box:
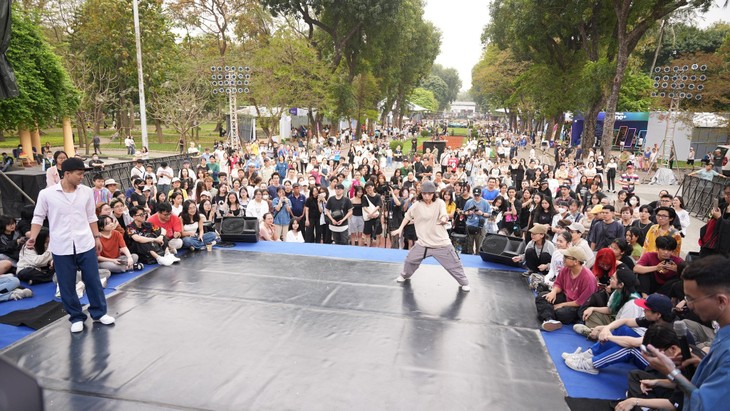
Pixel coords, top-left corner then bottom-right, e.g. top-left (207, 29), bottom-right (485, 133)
top-left (422, 140), bottom-right (446, 155)
top-left (479, 233), bottom-right (525, 267)
top-left (220, 216), bottom-right (259, 243)
top-left (0, 355), bottom-right (44, 411)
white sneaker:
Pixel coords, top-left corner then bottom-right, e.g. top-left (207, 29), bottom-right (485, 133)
top-left (100, 276), bottom-right (108, 288)
top-left (93, 314), bottom-right (115, 325)
top-left (460, 285), bottom-right (471, 292)
top-left (565, 355), bottom-right (599, 375)
top-left (157, 256), bottom-right (173, 266)
top-left (541, 320), bottom-right (563, 332)
top-left (75, 281), bottom-right (86, 299)
top-left (166, 253), bottom-right (181, 263)
top-left (396, 275), bottom-right (408, 283)
top-left (573, 324), bottom-right (593, 338)
top-left (562, 347), bottom-right (583, 360)
top-left (10, 288), bottom-right (33, 300)
top-left (70, 321), bottom-right (84, 333)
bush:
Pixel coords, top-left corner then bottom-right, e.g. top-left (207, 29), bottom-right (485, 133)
top-left (420, 129), bottom-right (431, 137)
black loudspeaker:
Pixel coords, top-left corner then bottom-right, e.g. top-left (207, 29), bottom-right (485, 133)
top-left (422, 141), bottom-right (446, 155)
top-left (0, 355), bottom-right (44, 410)
top-left (220, 216), bottom-right (259, 243)
top-left (479, 233), bottom-right (525, 267)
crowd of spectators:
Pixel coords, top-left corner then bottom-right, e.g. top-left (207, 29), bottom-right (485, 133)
top-left (2, 123), bottom-right (730, 409)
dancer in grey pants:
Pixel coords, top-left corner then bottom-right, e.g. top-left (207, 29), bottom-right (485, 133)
top-left (391, 181), bottom-right (470, 292)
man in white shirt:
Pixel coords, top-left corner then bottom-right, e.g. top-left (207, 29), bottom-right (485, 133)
top-left (156, 161), bottom-right (174, 197)
top-left (26, 158), bottom-right (115, 333)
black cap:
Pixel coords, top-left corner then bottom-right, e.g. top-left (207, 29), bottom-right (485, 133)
top-left (335, 183), bottom-right (345, 190)
top-left (61, 157), bottom-right (88, 174)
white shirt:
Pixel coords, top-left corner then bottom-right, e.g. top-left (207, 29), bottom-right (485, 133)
top-left (157, 166), bottom-right (174, 185)
top-left (32, 183), bottom-right (97, 255)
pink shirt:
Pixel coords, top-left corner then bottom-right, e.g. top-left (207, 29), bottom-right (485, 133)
top-left (553, 266), bottom-right (598, 305)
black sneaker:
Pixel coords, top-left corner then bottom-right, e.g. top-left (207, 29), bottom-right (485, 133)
top-left (133, 263), bottom-right (144, 271)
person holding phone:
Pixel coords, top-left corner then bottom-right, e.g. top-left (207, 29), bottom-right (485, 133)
top-left (698, 185), bottom-right (730, 257)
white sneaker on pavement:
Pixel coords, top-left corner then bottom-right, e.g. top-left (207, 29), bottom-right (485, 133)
top-left (70, 321), bottom-right (84, 333)
top-left (460, 285), bottom-right (471, 292)
top-left (396, 275), bottom-right (408, 283)
top-left (565, 355), bottom-right (599, 375)
top-left (93, 314), bottom-right (115, 325)
top-left (541, 320), bottom-right (563, 332)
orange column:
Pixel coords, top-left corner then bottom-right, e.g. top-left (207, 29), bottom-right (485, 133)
top-left (31, 128), bottom-right (41, 155)
top-left (62, 118), bottom-right (75, 157)
top-left (18, 129), bottom-right (34, 164)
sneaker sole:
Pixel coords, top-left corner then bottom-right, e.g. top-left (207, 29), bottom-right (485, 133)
top-left (542, 322), bottom-right (563, 332)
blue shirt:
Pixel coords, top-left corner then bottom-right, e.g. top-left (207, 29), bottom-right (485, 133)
top-left (287, 193), bottom-right (306, 218)
top-left (481, 188), bottom-right (499, 202)
top-left (463, 198), bottom-right (490, 228)
top-left (272, 197), bottom-right (291, 226)
top-left (686, 325), bottom-right (730, 410)
top-left (693, 168), bottom-right (721, 181)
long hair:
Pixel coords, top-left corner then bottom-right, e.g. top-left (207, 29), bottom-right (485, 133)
top-left (608, 267), bottom-right (639, 314)
top-left (181, 200), bottom-right (200, 225)
top-left (592, 248), bottom-right (617, 281)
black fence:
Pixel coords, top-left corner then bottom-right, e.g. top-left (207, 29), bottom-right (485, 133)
top-left (679, 174), bottom-right (729, 221)
top-left (82, 154), bottom-right (198, 192)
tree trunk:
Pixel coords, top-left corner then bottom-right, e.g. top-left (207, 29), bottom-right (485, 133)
top-left (581, 98), bottom-right (605, 156)
top-left (601, 41), bottom-right (629, 157)
top-left (0, 129), bottom-right (4, 142)
top-left (155, 119), bottom-right (164, 144)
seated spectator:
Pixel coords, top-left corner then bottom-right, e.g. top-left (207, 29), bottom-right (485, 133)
top-left (592, 248), bottom-right (617, 285)
top-left (625, 227), bottom-right (643, 260)
top-left (0, 272), bottom-right (32, 301)
top-left (635, 236), bottom-right (684, 296)
top-left (125, 206), bottom-right (178, 266)
top-left (610, 237), bottom-right (636, 271)
top-left (147, 203), bottom-right (184, 255)
top-left (562, 293), bottom-right (674, 375)
top-left (169, 192), bottom-right (184, 217)
top-left (259, 213), bottom-right (279, 241)
top-left (567, 222), bottom-right (595, 269)
top-left (97, 215), bottom-right (141, 273)
top-left (643, 206), bottom-right (682, 256)
top-left (0, 214), bottom-right (23, 267)
top-left (180, 200), bottom-right (218, 251)
top-left (285, 219), bottom-right (304, 243)
top-left (512, 224), bottom-right (555, 276)
top-left (698, 184), bottom-right (730, 257)
top-left (110, 198), bottom-right (132, 233)
top-left (617, 323), bottom-right (703, 411)
top-left (574, 268), bottom-right (641, 336)
top-left (15, 228), bottom-right (53, 284)
top-left (532, 231), bottom-right (571, 290)
top-left (536, 246), bottom-right (597, 331)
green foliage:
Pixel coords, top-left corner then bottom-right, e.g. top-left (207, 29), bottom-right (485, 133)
top-left (636, 22), bottom-right (730, 71)
top-left (617, 71), bottom-right (653, 112)
top-left (0, 6), bottom-right (79, 131)
top-left (430, 64), bottom-right (462, 105)
top-left (471, 46), bottom-right (527, 112)
top-left (420, 74), bottom-right (449, 111)
top-left (409, 88), bottom-right (437, 113)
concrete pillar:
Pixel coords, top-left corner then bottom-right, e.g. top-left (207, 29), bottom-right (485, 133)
top-left (18, 128), bottom-right (33, 164)
top-left (62, 118), bottom-right (75, 157)
top-left (31, 128), bottom-right (41, 154)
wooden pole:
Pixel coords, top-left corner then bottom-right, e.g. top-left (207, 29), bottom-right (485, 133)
top-left (62, 117), bottom-right (75, 157)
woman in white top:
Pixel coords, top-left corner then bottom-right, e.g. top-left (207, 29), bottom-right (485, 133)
top-left (583, 162), bottom-right (597, 183)
top-left (542, 231), bottom-right (571, 287)
top-left (246, 189), bottom-right (270, 221)
top-left (285, 219), bottom-right (305, 243)
top-left (605, 156), bottom-right (618, 192)
top-left (672, 196), bottom-right (690, 237)
top-left (169, 192), bottom-right (184, 216)
top-left (180, 200), bottom-right (218, 250)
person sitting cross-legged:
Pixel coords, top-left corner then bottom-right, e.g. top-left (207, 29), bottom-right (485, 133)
top-left (536, 246), bottom-right (598, 331)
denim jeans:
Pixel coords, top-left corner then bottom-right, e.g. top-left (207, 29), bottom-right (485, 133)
top-left (0, 274), bottom-right (20, 302)
top-left (182, 232), bottom-right (218, 250)
top-left (53, 248), bottom-right (107, 323)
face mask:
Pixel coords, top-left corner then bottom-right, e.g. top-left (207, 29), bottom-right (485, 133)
top-left (557, 207), bottom-right (566, 214)
top-left (262, 195), bottom-right (269, 200)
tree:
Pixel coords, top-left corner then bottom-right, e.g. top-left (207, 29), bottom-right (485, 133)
top-left (601, 0), bottom-right (714, 157)
top-left (420, 74), bottom-right (449, 112)
top-left (617, 71), bottom-right (654, 112)
top-left (471, 46), bottom-right (528, 125)
top-left (409, 87), bottom-right (437, 113)
top-left (0, 5), bottom-right (78, 135)
top-left (431, 64), bottom-right (462, 105)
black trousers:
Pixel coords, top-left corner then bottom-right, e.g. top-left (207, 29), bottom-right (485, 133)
top-left (535, 291), bottom-right (579, 324)
top-left (525, 248), bottom-right (551, 274)
top-left (638, 273), bottom-right (678, 296)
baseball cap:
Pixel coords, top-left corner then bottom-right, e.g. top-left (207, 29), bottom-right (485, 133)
top-left (200, 191), bottom-right (211, 197)
top-left (172, 177), bottom-right (180, 183)
top-left (472, 187), bottom-right (482, 196)
top-left (562, 246), bottom-right (587, 263)
top-left (335, 183), bottom-right (345, 190)
top-left (142, 185), bottom-right (151, 192)
top-left (589, 205), bottom-right (603, 214)
top-left (292, 182), bottom-right (300, 188)
top-left (61, 157), bottom-right (88, 174)
top-left (104, 179), bottom-right (118, 186)
top-left (568, 222), bottom-right (585, 233)
top-left (635, 294), bottom-right (672, 317)
top-left (421, 181), bottom-right (437, 193)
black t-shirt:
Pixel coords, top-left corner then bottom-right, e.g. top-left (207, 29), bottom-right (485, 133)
top-left (130, 192), bottom-right (147, 209)
top-left (326, 195), bottom-right (352, 224)
top-left (305, 196), bottom-right (320, 220)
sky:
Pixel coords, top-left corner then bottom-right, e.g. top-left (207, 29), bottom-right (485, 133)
top-left (423, 0), bottom-right (730, 94)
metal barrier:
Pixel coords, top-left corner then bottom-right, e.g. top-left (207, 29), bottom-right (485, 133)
top-left (679, 174), bottom-right (729, 221)
top-left (82, 154), bottom-right (198, 192)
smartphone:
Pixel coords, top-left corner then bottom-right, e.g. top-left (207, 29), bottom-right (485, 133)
top-left (640, 344), bottom-right (654, 357)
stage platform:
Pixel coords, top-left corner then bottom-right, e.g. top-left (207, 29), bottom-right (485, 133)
top-left (1, 248), bottom-right (569, 410)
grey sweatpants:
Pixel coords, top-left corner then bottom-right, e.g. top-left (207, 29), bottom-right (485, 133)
top-left (402, 243), bottom-right (469, 286)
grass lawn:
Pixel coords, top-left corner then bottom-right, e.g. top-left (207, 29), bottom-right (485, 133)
top-left (449, 127), bottom-right (475, 137)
